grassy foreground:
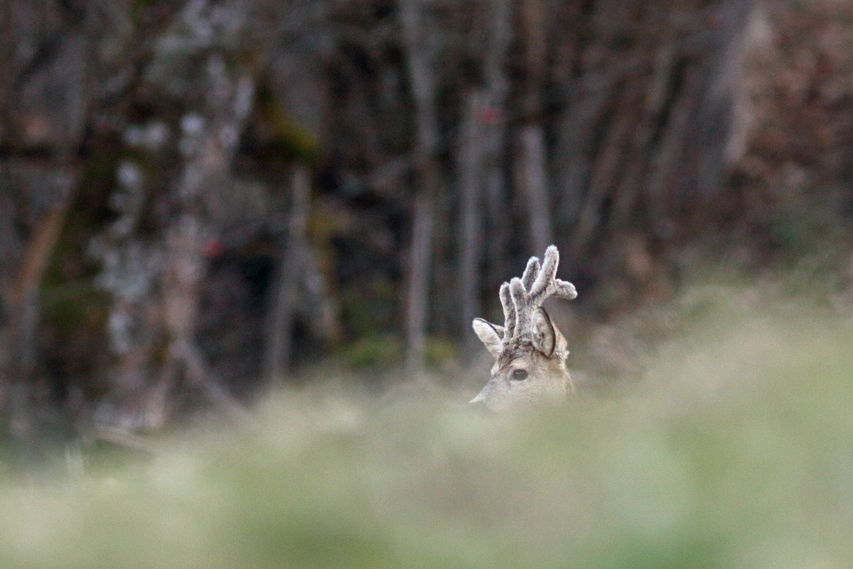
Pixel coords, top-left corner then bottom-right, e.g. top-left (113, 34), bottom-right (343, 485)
top-left (2, 286), bottom-right (853, 569)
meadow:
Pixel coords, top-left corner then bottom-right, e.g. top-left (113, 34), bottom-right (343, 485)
top-left (2, 282), bottom-right (852, 569)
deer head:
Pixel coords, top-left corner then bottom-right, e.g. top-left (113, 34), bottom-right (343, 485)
top-left (470, 245), bottom-right (577, 412)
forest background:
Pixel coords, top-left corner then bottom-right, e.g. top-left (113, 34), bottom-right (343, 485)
top-left (2, 0), bottom-right (853, 453)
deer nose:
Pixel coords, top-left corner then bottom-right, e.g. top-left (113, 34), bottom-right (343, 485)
top-left (470, 383), bottom-right (499, 411)
top-left (468, 398), bottom-right (492, 412)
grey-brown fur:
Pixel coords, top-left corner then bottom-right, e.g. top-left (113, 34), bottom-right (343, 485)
top-left (471, 246), bottom-right (576, 412)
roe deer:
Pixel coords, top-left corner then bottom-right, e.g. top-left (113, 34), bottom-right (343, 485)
top-left (470, 246), bottom-right (577, 412)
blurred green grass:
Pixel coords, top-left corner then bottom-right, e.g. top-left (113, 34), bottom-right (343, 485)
top-left (2, 285), bottom-right (853, 569)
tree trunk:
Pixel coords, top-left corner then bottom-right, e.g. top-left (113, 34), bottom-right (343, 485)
top-left (458, 91), bottom-right (486, 358)
top-left (264, 165), bottom-right (311, 384)
top-left (482, 0), bottom-right (513, 296)
top-left (0, 190), bottom-right (73, 446)
top-left (518, 125), bottom-right (554, 254)
top-left (517, 0), bottom-right (553, 254)
top-left (400, 0), bottom-right (442, 373)
top-left (405, 189), bottom-right (435, 372)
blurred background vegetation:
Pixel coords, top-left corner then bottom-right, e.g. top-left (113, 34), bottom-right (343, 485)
top-left (1, 286), bottom-right (852, 568)
top-left (2, 1), bottom-right (853, 566)
top-left (1, 0), bottom-right (853, 477)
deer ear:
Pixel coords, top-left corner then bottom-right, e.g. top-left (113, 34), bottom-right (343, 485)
top-left (473, 318), bottom-right (503, 357)
top-left (531, 308), bottom-right (556, 357)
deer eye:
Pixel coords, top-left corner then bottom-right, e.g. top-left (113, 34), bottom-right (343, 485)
top-left (511, 369), bottom-right (528, 381)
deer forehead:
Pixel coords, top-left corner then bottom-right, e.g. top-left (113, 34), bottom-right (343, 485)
top-left (494, 344), bottom-right (547, 371)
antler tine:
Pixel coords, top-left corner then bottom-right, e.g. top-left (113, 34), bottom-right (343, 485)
top-left (509, 277), bottom-right (530, 339)
top-left (551, 279), bottom-right (578, 300)
top-left (528, 245), bottom-right (578, 304)
top-left (499, 281), bottom-right (516, 339)
top-left (529, 246), bottom-right (559, 300)
top-left (520, 256), bottom-right (540, 292)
